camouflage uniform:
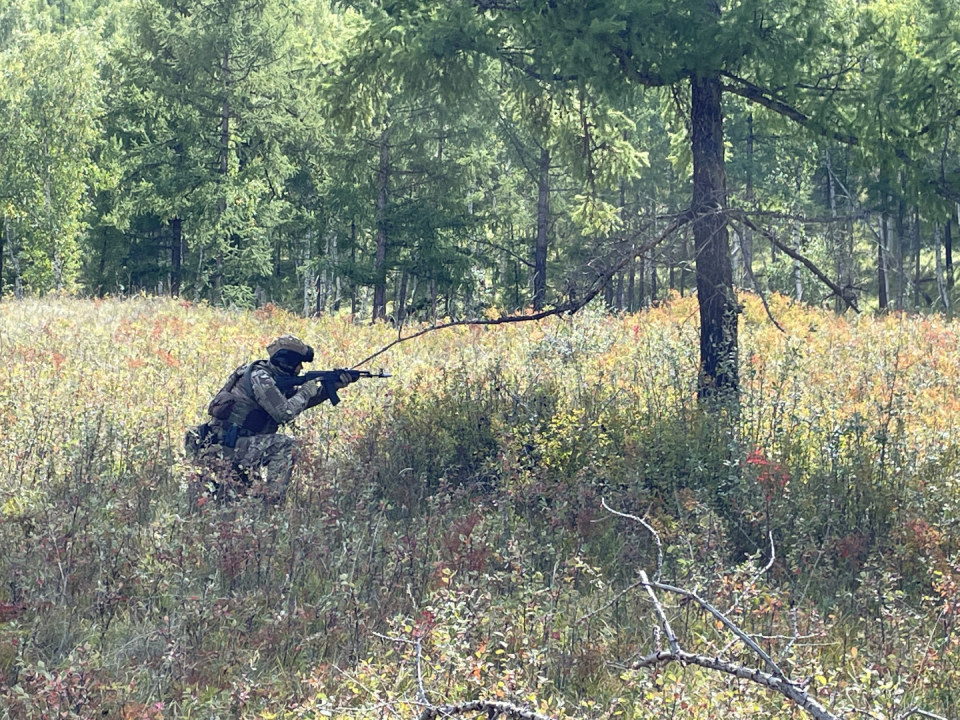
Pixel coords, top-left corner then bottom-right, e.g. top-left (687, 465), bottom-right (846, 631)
top-left (187, 335), bottom-right (332, 505)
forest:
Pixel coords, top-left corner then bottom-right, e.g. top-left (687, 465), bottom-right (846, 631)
top-left (3, 0), bottom-right (960, 717)
top-left (4, 0), bottom-right (960, 329)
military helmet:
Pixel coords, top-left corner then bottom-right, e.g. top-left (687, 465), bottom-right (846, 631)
top-left (267, 335), bottom-right (314, 368)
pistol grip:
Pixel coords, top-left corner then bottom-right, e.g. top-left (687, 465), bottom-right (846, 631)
top-left (323, 379), bottom-right (341, 406)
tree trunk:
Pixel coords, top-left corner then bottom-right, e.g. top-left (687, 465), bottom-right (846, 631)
top-left (743, 114), bottom-right (754, 281)
top-left (895, 186), bottom-right (905, 310)
top-left (650, 256), bottom-right (658, 303)
top-left (533, 147), bottom-right (549, 311)
top-left (680, 232), bottom-right (690, 297)
top-left (303, 230), bottom-right (314, 316)
top-left (170, 217), bottom-right (182, 297)
top-left (638, 254), bottom-right (646, 307)
top-left (213, 48), bottom-right (232, 303)
top-left (351, 220), bottom-right (359, 315)
top-left (913, 208), bottom-right (921, 309)
top-left (618, 176), bottom-right (628, 311)
top-left (793, 226), bottom-right (803, 302)
top-left (947, 215), bottom-right (954, 289)
top-left (792, 171), bottom-right (803, 302)
top-left (825, 149), bottom-right (840, 312)
top-left (691, 71), bottom-right (738, 401)
top-left (604, 280), bottom-right (614, 308)
top-left (936, 221), bottom-right (950, 311)
top-left (373, 123), bottom-right (390, 322)
top-left (878, 207), bottom-right (889, 312)
top-left (397, 269), bottom-right (409, 325)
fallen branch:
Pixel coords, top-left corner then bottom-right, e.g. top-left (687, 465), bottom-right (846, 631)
top-left (418, 700), bottom-right (559, 720)
top-left (353, 213), bottom-right (691, 368)
top-left (898, 707), bottom-right (951, 720)
top-left (606, 502), bottom-right (840, 720)
top-left (630, 649), bottom-right (838, 720)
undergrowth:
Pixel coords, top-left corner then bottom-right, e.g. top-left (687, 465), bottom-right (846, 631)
top-left (0, 294), bottom-right (959, 718)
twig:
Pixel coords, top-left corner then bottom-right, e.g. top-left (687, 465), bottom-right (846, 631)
top-left (601, 498), bottom-right (663, 581)
top-left (640, 571), bottom-right (680, 655)
top-left (576, 576), bottom-right (645, 625)
top-left (897, 707), bottom-right (951, 720)
top-left (650, 578), bottom-right (784, 679)
top-left (631, 650), bottom-right (839, 720)
top-left (724, 530), bottom-right (776, 616)
top-left (741, 250), bottom-right (786, 333)
top-left (371, 631), bottom-right (430, 705)
top-left (331, 665), bottom-right (405, 720)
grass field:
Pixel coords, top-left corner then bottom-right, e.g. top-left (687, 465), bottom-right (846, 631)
top-left (1, 294), bottom-right (959, 719)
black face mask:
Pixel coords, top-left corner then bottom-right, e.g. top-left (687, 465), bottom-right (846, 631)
top-left (270, 348), bottom-right (312, 374)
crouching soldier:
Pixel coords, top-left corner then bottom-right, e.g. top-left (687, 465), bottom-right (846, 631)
top-left (185, 335), bottom-right (357, 505)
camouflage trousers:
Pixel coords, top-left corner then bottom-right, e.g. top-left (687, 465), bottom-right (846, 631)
top-left (188, 428), bottom-right (300, 505)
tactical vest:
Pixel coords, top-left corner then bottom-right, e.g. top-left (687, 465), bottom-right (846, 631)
top-left (207, 360), bottom-right (284, 434)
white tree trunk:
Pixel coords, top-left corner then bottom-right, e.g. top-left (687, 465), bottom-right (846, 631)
top-left (302, 230), bottom-right (315, 316)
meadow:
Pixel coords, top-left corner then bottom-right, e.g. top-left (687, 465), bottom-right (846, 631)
top-left (1, 294), bottom-right (959, 719)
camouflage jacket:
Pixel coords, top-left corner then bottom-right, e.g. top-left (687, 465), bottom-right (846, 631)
top-left (208, 360), bottom-right (322, 437)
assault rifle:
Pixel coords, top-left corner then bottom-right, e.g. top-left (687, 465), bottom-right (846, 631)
top-left (273, 368), bottom-right (391, 406)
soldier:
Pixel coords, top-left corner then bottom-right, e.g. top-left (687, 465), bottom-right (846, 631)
top-left (185, 335), bottom-right (357, 504)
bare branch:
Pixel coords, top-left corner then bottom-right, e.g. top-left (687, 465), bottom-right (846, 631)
top-left (898, 707), bottom-right (951, 720)
top-left (745, 210), bottom-right (865, 224)
top-left (727, 209), bottom-right (860, 313)
top-left (576, 576), bottom-right (645, 625)
top-left (649, 578), bottom-right (784, 678)
top-left (418, 700), bottom-right (558, 720)
top-left (742, 263), bottom-right (786, 334)
top-left (352, 213), bottom-right (691, 368)
top-left (720, 73), bottom-right (859, 146)
top-left (631, 650), bottom-right (840, 720)
top-left (640, 571), bottom-right (680, 655)
top-left (601, 498), bottom-right (663, 581)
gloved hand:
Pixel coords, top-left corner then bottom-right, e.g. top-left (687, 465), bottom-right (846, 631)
top-left (299, 379), bottom-right (320, 399)
top-left (334, 371), bottom-right (356, 390)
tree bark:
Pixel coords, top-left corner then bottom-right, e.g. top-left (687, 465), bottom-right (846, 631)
top-left (397, 269), bottom-right (409, 325)
top-left (895, 185), bottom-right (905, 310)
top-left (878, 206), bottom-right (889, 312)
top-left (947, 215), bottom-right (954, 289)
top-left (825, 149), bottom-right (840, 311)
top-left (303, 229), bottom-right (314, 316)
top-left (913, 208), bottom-right (921, 309)
top-left (533, 147), bottom-right (550, 311)
top-left (936, 221), bottom-right (950, 311)
top-left (743, 114), bottom-right (754, 281)
top-left (373, 122), bottom-right (390, 321)
top-left (691, 71), bottom-right (738, 401)
top-left (212, 48), bottom-right (232, 303)
top-left (170, 217), bottom-right (182, 297)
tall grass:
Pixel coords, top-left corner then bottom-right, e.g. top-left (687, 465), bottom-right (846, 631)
top-left (1, 294), bottom-right (959, 718)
